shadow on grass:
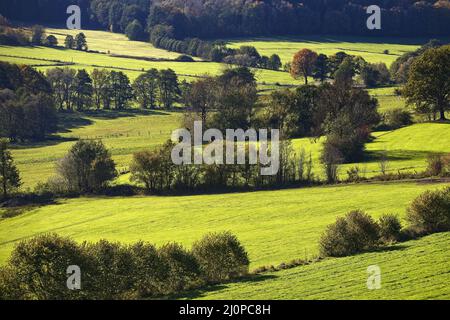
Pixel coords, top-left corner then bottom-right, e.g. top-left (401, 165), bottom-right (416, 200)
top-left (362, 149), bottom-right (444, 163)
top-left (10, 108), bottom-right (177, 149)
top-left (173, 274), bottom-right (278, 300)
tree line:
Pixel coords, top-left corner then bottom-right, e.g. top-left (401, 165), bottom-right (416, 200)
top-left (1, 0), bottom-right (450, 38)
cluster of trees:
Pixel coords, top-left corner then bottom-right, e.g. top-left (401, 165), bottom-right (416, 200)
top-left (403, 45), bottom-right (450, 121)
top-left (0, 231), bottom-right (249, 299)
top-left (290, 48), bottom-right (390, 87)
top-left (129, 139), bottom-right (314, 193)
top-left (149, 27), bottom-right (282, 69)
top-left (0, 62), bottom-right (58, 142)
top-left (45, 67), bottom-right (181, 111)
top-left (64, 33), bottom-right (88, 51)
top-left (3, 1), bottom-right (450, 38)
top-left (390, 39), bottom-right (444, 83)
top-left (0, 19), bottom-right (57, 47)
top-left (320, 187), bottom-right (450, 257)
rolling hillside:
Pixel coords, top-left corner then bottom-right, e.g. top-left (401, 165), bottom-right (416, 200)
top-left (195, 232), bottom-right (450, 300)
top-left (0, 181), bottom-right (448, 268)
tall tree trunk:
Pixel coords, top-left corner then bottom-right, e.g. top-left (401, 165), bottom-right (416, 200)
top-left (439, 107), bottom-right (447, 121)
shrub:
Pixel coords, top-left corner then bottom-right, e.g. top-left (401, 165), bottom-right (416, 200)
top-left (8, 233), bottom-right (89, 300)
top-left (129, 242), bottom-right (167, 298)
top-left (158, 243), bottom-right (201, 294)
top-left (319, 210), bottom-right (380, 257)
top-left (406, 187), bottom-right (450, 234)
top-left (0, 265), bottom-right (24, 300)
top-left (384, 109), bottom-right (413, 129)
top-left (82, 240), bottom-right (136, 299)
top-left (378, 214), bottom-right (402, 243)
top-left (176, 54), bottom-right (195, 62)
top-left (426, 154), bottom-right (445, 176)
top-left (191, 231), bottom-right (250, 283)
top-left (56, 140), bottom-right (117, 194)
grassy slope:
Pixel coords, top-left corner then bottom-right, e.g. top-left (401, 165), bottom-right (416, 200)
top-left (226, 35), bottom-right (431, 66)
top-left (195, 232), bottom-right (450, 300)
top-left (293, 122), bottom-right (450, 179)
top-left (0, 182), bottom-right (448, 267)
top-left (46, 28), bottom-right (185, 60)
top-left (0, 45), bottom-right (300, 85)
top-left (11, 110), bottom-right (182, 187)
top-left (11, 107), bottom-right (450, 188)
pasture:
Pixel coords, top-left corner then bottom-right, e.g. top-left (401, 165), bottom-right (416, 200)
top-left (0, 181), bottom-right (448, 268)
top-left (226, 35), bottom-right (430, 66)
top-left (196, 232), bottom-right (450, 300)
top-left (0, 45), bottom-right (301, 85)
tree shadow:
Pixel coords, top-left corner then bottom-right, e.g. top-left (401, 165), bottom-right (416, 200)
top-left (362, 150), bottom-right (444, 163)
top-left (172, 274), bottom-right (278, 300)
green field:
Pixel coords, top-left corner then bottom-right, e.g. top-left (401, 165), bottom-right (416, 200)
top-left (0, 45), bottom-right (301, 85)
top-left (195, 232), bottom-right (450, 300)
top-left (0, 181), bottom-right (448, 268)
top-left (11, 110), bottom-right (182, 187)
top-left (226, 36), bottom-right (433, 66)
top-left (10, 107), bottom-right (450, 188)
top-left (46, 28), bottom-right (186, 60)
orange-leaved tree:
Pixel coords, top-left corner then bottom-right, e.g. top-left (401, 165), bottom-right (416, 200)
top-left (290, 49), bottom-right (318, 84)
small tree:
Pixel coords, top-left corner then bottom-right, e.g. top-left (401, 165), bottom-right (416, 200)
top-left (191, 232), bottom-right (249, 283)
top-left (291, 49), bottom-right (318, 84)
top-left (312, 53), bottom-right (329, 83)
top-left (31, 25), bottom-right (45, 45)
top-left (406, 187), bottom-right (450, 234)
top-left (125, 19), bottom-right (143, 40)
top-left (0, 139), bottom-right (21, 199)
top-left (45, 35), bottom-right (58, 47)
top-left (319, 210), bottom-right (380, 257)
top-left (268, 54), bottom-right (282, 70)
top-left (64, 35), bottom-right (74, 49)
top-left (56, 140), bottom-right (116, 193)
top-left (403, 45), bottom-right (450, 121)
top-left (74, 32), bottom-right (88, 51)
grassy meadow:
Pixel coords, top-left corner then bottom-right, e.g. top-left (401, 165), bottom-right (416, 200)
top-left (226, 35), bottom-right (432, 66)
top-left (0, 182), bottom-right (448, 268)
top-left (10, 108), bottom-right (450, 188)
top-left (195, 232), bottom-right (450, 300)
top-left (11, 110), bottom-right (182, 187)
top-left (1, 28), bottom-right (449, 300)
top-left (0, 44), bottom-right (301, 85)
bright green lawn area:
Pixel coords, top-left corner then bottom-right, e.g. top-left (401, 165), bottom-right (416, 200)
top-left (46, 28), bottom-right (186, 60)
top-left (195, 232), bottom-right (450, 300)
top-left (292, 122), bottom-right (450, 179)
top-left (226, 35), bottom-right (433, 66)
top-left (0, 181), bottom-right (448, 267)
top-left (11, 110), bottom-right (182, 187)
top-left (0, 45), bottom-right (301, 85)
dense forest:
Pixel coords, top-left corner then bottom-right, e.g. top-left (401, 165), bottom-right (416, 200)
top-left (1, 0), bottom-right (450, 38)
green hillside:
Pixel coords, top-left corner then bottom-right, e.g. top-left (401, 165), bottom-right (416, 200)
top-left (0, 182), bottom-right (448, 267)
top-left (226, 36), bottom-right (428, 66)
top-left (195, 232), bottom-right (450, 300)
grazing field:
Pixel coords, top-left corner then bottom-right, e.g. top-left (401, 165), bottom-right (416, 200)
top-left (46, 28), bottom-right (186, 60)
top-left (0, 45), bottom-right (301, 85)
top-left (10, 106), bottom-right (450, 188)
top-left (0, 181), bottom-right (448, 267)
top-left (226, 36), bottom-right (431, 66)
top-left (11, 110), bottom-right (182, 187)
top-left (195, 232), bottom-right (450, 300)
top-left (293, 122), bottom-right (450, 179)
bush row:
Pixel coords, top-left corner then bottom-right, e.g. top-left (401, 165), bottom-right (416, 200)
top-left (320, 187), bottom-right (450, 257)
top-left (0, 231), bottom-right (249, 300)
